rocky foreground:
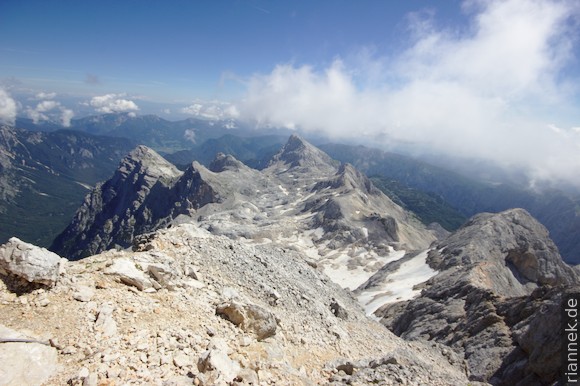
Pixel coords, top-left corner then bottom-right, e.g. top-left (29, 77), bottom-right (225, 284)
top-left (0, 226), bottom-right (471, 386)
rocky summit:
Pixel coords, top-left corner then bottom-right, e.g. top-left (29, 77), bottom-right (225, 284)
top-left (0, 135), bottom-right (577, 385)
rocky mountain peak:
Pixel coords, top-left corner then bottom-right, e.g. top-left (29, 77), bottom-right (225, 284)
top-left (119, 145), bottom-right (181, 183)
top-left (209, 152), bottom-right (246, 173)
top-left (50, 147), bottom-right (220, 260)
top-left (267, 134), bottom-right (338, 172)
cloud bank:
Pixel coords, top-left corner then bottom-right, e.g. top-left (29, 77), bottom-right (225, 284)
top-left (90, 94), bottom-right (139, 114)
top-left (236, 0), bottom-right (580, 185)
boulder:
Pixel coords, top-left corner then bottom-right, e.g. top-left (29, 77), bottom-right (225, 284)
top-left (0, 237), bottom-right (61, 286)
top-left (216, 301), bottom-right (277, 341)
top-left (104, 258), bottom-right (153, 291)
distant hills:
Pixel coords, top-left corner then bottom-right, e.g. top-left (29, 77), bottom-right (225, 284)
top-left (0, 125), bottom-right (134, 246)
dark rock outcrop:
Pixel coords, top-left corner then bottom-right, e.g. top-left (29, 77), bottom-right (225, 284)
top-left (50, 146), bottom-right (220, 260)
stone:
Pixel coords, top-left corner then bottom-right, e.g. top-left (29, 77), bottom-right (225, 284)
top-left (0, 238), bottom-right (61, 286)
top-left (105, 258), bottom-right (153, 291)
top-left (95, 303), bottom-right (117, 337)
top-left (216, 301), bottom-right (277, 341)
top-left (83, 372), bottom-right (98, 386)
top-left (0, 324), bottom-right (58, 386)
top-left (73, 285), bottom-right (95, 302)
top-left (197, 341), bottom-right (241, 383)
top-left (173, 353), bottom-right (191, 369)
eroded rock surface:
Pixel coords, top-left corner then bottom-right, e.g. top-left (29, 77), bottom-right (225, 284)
top-left (377, 209), bottom-right (579, 384)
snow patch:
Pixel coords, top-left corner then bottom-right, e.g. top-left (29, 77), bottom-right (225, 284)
top-left (357, 249), bottom-right (437, 316)
top-left (321, 248), bottom-right (406, 291)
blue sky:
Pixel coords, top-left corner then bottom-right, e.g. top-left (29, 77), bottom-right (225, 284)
top-left (1, 0), bottom-right (580, 185)
top-left (0, 1), bottom-right (463, 101)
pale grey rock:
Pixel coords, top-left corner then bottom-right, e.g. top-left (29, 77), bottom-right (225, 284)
top-left (216, 301), bottom-right (277, 341)
top-left (73, 285), bottom-right (95, 302)
top-left (0, 324), bottom-right (58, 386)
top-left (83, 372), bottom-right (98, 386)
top-left (95, 303), bottom-right (117, 337)
top-left (172, 353), bottom-right (191, 369)
top-left (105, 258), bottom-right (152, 291)
top-left (377, 209), bottom-right (580, 384)
top-left (197, 339), bottom-right (241, 384)
top-left (0, 237), bottom-right (61, 286)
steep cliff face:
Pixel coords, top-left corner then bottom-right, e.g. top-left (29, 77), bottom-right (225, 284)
top-left (376, 208), bottom-right (579, 384)
top-left (50, 146), bottom-right (219, 260)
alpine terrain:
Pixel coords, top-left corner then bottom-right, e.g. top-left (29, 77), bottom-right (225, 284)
top-left (0, 135), bottom-right (577, 385)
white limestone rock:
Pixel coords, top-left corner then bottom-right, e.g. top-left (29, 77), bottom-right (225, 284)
top-left (197, 338), bottom-right (241, 384)
top-left (0, 324), bottom-right (58, 386)
top-left (0, 237), bottom-right (61, 286)
top-left (104, 258), bottom-right (153, 291)
top-left (216, 300), bottom-right (277, 341)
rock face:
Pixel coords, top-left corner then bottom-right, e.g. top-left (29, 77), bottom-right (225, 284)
top-left (376, 208), bottom-right (580, 384)
top-left (0, 223), bottom-right (470, 385)
top-left (0, 237), bottom-right (61, 287)
top-left (267, 133), bottom-right (339, 172)
top-left (50, 145), bottom-right (219, 260)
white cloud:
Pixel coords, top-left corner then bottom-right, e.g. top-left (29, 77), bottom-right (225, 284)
top-left (60, 108), bottom-right (74, 127)
top-left (181, 100), bottom-right (239, 120)
top-left (26, 98), bottom-right (74, 127)
top-left (36, 100), bottom-right (60, 113)
top-left (184, 129), bottom-right (196, 143)
top-left (236, 0), bottom-right (580, 185)
top-left (0, 89), bottom-right (17, 125)
top-left (89, 93), bottom-right (139, 114)
top-left (34, 92), bottom-right (56, 100)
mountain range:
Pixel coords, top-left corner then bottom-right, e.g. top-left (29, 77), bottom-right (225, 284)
top-left (1, 131), bottom-right (578, 384)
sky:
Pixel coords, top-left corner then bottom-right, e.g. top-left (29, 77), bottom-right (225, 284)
top-left (1, 0), bottom-right (580, 186)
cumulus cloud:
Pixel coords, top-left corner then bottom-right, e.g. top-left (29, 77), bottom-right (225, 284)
top-left (236, 0), bottom-right (580, 185)
top-left (0, 88), bottom-right (17, 124)
top-left (90, 94), bottom-right (139, 114)
top-left (26, 98), bottom-right (75, 127)
top-left (60, 108), bottom-right (74, 127)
